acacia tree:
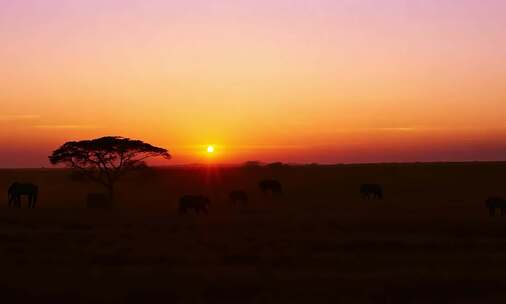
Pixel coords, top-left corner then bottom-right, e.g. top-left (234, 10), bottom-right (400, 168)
top-left (49, 136), bottom-right (171, 201)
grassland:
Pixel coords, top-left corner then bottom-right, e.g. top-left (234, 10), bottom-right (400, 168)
top-left (1, 162), bottom-right (506, 303)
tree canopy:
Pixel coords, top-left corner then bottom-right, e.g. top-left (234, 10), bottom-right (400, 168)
top-left (49, 136), bottom-right (170, 198)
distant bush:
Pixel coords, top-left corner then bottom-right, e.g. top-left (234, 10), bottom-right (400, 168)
top-left (241, 160), bottom-right (262, 170)
top-left (266, 162), bottom-right (286, 169)
top-left (242, 161), bottom-right (263, 168)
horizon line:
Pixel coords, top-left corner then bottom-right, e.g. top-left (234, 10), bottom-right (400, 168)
top-left (2, 160), bottom-right (506, 170)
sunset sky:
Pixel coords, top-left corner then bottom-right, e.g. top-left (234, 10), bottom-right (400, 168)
top-left (1, 0), bottom-right (506, 167)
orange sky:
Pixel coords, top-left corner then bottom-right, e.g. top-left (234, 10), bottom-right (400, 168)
top-left (1, 0), bottom-right (506, 167)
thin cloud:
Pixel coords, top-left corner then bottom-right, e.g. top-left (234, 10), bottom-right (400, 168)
top-left (375, 127), bottom-right (416, 132)
top-left (33, 124), bottom-right (97, 130)
top-left (175, 144), bottom-right (306, 151)
top-left (0, 114), bottom-right (40, 121)
top-left (230, 144), bottom-right (306, 150)
top-left (374, 126), bottom-right (506, 132)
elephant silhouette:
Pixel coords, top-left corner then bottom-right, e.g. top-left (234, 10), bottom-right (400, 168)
top-left (229, 190), bottom-right (248, 206)
top-left (179, 195), bottom-right (210, 214)
top-left (485, 197), bottom-right (506, 216)
top-left (8, 182), bottom-right (38, 208)
top-left (259, 179), bottom-right (283, 196)
top-left (360, 184), bottom-right (383, 200)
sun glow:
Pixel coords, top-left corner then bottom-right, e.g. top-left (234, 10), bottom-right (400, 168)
top-left (207, 145), bottom-right (215, 153)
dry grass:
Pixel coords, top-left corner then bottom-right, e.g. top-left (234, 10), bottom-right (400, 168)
top-left (0, 163), bottom-right (506, 303)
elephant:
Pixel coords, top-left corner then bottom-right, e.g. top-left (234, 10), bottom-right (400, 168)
top-left (360, 184), bottom-right (383, 200)
top-left (8, 182), bottom-right (38, 208)
top-left (179, 195), bottom-right (210, 214)
top-left (485, 197), bottom-right (506, 216)
top-left (229, 190), bottom-right (248, 206)
top-left (258, 179), bottom-right (283, 196)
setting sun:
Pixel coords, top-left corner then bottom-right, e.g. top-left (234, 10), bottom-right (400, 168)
top-left (207, 145), bottom-right (215, 153)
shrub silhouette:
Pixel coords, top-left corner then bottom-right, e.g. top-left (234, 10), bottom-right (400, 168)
top-left (266, 162), bottom-right (285, 169)
top-left (86, 193), bottom-right (110, 209)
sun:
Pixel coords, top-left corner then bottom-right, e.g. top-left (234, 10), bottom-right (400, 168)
top-left (206, 145), bottom-right (215, 153)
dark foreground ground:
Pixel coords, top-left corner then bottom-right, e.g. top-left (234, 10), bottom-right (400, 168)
top-left (1, 162), bottom-right (506, 303)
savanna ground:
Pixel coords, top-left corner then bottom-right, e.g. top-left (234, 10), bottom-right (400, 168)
top-left (1, 162), bottom-right (506, 303)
